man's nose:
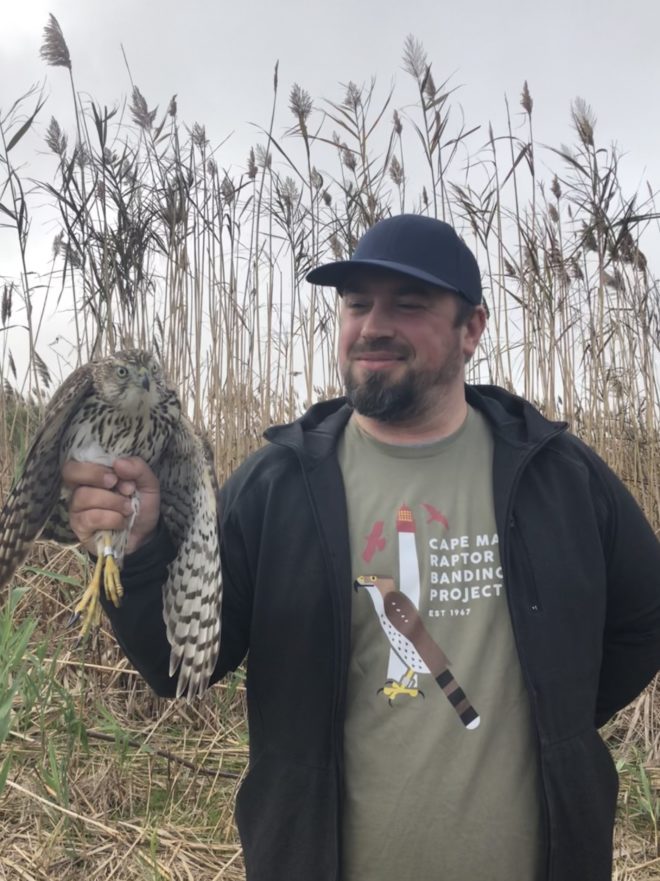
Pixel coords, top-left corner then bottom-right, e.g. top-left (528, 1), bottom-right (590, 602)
top-left (360, 303), bottom-right (395, 338)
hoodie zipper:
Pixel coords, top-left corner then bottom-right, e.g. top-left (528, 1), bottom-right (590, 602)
top-left (502, 424), bottom-right (566, 881)
top-left (510, 513), bottom-right (543, 613)
top-left (287, 444), bottom-right (349, 881)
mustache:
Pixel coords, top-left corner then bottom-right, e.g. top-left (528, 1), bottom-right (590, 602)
top-left (349, 340), bottom-right (410, 358)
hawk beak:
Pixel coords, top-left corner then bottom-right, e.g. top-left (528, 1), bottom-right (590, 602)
top-left (140, 373), bottom-right (150, 391)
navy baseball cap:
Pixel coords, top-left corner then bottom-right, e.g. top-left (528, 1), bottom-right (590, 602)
top-left (306, 214), bottom-right (482, 305)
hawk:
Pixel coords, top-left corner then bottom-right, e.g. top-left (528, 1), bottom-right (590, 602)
top-left (0, 350), bottom-right (222, 700)
top-left (355, 575), bottom-right (480, 729)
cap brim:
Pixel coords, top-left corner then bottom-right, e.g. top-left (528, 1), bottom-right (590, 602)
top-left (305, 258), bottom-right (460, 296)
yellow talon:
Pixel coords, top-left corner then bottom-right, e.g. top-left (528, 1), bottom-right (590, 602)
top-left (70, 541), bottom-right (124, 641)
top-left (103, 554), bottom-right (124, 607)
top-left (379, 668), bottom-right (422, 701)
top-left (382, 682), bottom-right (420, 700)
top-left (72, 553), bottom-right (104, 638)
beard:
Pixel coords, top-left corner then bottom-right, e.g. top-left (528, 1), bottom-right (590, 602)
top-left (342, 341), bottom-right (463, 424)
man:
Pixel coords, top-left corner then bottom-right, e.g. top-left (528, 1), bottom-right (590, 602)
top-left (64, 214), bottom-right (660, 881)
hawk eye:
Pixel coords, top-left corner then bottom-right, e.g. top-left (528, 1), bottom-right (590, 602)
top-left (116, 366), bottom-right (128, 378)
top-left (150, 362), bottom-right (159, 375)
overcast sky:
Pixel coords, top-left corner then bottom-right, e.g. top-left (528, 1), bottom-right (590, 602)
top-left (2, 0), bottom-right (659, 187)
top-left (1, 0), bottom-right (659, 386)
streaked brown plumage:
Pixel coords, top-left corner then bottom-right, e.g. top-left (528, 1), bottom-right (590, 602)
top-left (0, 350), bottom-right (222, 700)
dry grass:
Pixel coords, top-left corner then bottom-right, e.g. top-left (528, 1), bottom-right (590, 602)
top-left (0, 20), bottom-right (658, 879)
top-left (0, 559), bottom-right (248, 880)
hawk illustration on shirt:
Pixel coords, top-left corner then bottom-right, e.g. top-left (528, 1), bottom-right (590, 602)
top-left (355, 575), bottom-right (480, 729)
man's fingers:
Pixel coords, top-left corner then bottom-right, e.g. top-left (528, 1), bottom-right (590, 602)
top-left (69, 486), bottom-right (133, 516)
top-left (62, 460), bottom-right (117, 489)
top-left (63, 458), bottom-right (156, 487)
top-left (63, 457), bottom-right (158, 496)
top-left (68, 486), bottom-right (132, 548)
top-left (74, 508), bottom-right (130, 535)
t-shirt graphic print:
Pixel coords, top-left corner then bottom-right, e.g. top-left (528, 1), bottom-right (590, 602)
top-left (355, 502), bottom-right (480, 729)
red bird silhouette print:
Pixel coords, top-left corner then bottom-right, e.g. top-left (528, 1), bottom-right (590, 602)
top-left (422, 503), bottom-right (449, 530)
top-left (363, 521), bottom-right (386, 562)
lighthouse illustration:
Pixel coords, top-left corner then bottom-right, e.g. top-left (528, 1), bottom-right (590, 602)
top-left (387, 505), bottom-right (421, 686)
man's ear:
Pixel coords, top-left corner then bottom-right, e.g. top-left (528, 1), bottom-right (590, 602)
top-left (463, 305), bottom-right (488, 363)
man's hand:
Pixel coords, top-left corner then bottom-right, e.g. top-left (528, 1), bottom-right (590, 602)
top-left (63, 457), bottom-right (161, 556)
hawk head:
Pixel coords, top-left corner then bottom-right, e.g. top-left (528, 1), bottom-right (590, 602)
top-left (92, 350), bottom-right (173, 411)
top-left (354, 574), bottom-right (396, 596)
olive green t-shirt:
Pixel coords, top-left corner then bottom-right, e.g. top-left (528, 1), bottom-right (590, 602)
top-left (338, 407), bottom-right (543, 881)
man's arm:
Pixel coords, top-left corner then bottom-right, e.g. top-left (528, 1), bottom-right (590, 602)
top-left (588, 449), bottom-right (660, 726)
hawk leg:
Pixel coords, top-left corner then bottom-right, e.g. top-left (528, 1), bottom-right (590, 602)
top-left (70, 552), bottom-right (104, 638)
top-left (69, 531), bottom-right (123, 639)
top-left (103, 551), bottom-right (123, 607)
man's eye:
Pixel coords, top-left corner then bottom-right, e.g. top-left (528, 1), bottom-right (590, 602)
top-left (398, 301), bottom-right (425, 311)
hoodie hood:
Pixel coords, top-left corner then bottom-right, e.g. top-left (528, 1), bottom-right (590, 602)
top-left (263, 398), bottom-right (352, 464)
top-left (467, 385), bottom-right (567, 446)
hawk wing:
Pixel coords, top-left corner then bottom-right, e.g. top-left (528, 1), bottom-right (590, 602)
top-left (39, 497), bottom-right (78, 545)
top-left (157, 416), bottom-right (222, 700)
top-left (0, 365), bottom-right (93, 587)
top-left (383, 590), bottom-right (451, 675)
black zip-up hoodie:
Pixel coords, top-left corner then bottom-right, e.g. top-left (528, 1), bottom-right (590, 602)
top-left (102, 385), bottom-right (660, 881)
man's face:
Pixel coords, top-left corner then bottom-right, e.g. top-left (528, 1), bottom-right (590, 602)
top-left (338, 270), bottom-right (482, 423)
